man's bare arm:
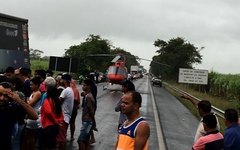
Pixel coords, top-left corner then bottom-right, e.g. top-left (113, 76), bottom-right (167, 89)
top-left (181, 94), bottom-right (199, 109)
top-left (134, 121), bottom-right (150, 150)
top-left (7, 91), bottom-right (38, 120)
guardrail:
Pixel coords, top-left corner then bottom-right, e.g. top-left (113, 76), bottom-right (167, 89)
top-left (164, 82), bottom-right (225, 118)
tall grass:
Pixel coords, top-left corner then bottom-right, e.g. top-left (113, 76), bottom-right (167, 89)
top-left (30, 59), bottom-right (78, 79)
top-left (171, 71), bottom-right (240, 111)
top-left (169, 82), bottom-right (237, 111)
top-left (30, 59), bottom-right (49, 73)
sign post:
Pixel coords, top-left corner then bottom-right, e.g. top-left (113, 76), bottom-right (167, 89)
top-left (178, 68), bottom-right (208, 85)
top-left (49, 56), bottom-right (78, 73)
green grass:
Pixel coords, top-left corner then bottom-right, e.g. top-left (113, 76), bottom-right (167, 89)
top-left (30, 59), bottom-right (79, 80)
top-left (30, 59), bottom-right (49, 73)
top-left (169, 82), bottom-right (239, 111)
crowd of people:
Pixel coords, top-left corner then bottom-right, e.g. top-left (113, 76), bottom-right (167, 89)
top-left (0, 66), bottom-right (151, 150)
top-left (2, 65), bottom-right (240, 150)
top-left (0, 67), bottom-right (98, 150)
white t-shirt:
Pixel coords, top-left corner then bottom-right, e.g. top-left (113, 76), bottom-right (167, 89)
top-left (60, 87), bottom-right (74, 124)
top-left (26, 93), bottom-right (41, 129)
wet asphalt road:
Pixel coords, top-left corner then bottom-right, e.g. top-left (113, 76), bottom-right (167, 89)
top-left (151, 84), bottom-right (199, 149)
top-left (65, 76), bottom-right (199, 150)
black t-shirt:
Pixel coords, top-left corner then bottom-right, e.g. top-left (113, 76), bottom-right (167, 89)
top-left (0, 101), bottom-right (25, 150)
top-left (23, 79), bottom-right (31, 98)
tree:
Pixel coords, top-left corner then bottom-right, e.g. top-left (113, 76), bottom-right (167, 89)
top-left (151, 37), bottom-right (202, 80)
top-left (65, 34), bottom-right (139, 75)
top-left (29, 48), bottom-right (44, 60)
top-left (64, 34), bottom-right (112, 75)
top-left (110, 48), bottom-right (139, 72)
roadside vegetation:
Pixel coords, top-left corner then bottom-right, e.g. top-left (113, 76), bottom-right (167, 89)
top-left (30, 59), bottom-right (70, 78)
top-left (30, 34), bottom-right (139, 76)
top-left (148, 37), bottom-right (240, 133)
top-left (150, 37), bottom-right (202, 80)
top-left (30, 59), bottom-right (48, 73)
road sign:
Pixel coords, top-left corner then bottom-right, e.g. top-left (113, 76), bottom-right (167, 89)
top-left (178, 68), bottom-right (208, 85)
top-left (49, 56), bottom-right (78, 73)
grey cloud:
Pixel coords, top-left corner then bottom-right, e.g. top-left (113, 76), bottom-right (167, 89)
top-left (1, 0), bottom-right (240, 73)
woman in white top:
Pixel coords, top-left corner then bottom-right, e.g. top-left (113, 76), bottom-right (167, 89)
top-left (21, 76), bottom-right (42, 150)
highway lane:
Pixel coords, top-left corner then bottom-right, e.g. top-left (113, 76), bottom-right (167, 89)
top-left (151, 80), bottom-right (199, 150)
top-left (66, 76), bottom-right (160, 149)
top-left (66, 76), bottom-right (199, 150)
top-left (65, 82), bottom-right (120, 150)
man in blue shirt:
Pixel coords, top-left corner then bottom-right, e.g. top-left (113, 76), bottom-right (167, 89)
top-left (224, 108), bottom-right (240, 150)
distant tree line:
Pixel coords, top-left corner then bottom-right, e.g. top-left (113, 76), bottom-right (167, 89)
top-left (64, 34), bottom-right (139, 75)
top-left (30, 35), bottom-right (203, 80)
top-left (30, 48), bottom-right (50, 61)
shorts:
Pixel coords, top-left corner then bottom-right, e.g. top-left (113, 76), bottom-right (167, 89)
top-left (77, 121), bottom-right (93, 142)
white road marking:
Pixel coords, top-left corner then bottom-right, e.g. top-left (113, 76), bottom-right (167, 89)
top-left (149, 78), bottom-right (166, 150)
top-left (141, 94), bottom-right (147, 112)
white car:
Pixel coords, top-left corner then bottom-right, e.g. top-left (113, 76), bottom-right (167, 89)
top-left (152, 77), bottom-right (162, 87)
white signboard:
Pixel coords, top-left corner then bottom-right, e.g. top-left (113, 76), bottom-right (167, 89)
top-left (178, 68), bottom-right (208, 85)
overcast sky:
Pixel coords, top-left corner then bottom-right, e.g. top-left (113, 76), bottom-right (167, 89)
top-left (1, 0), bottom-right (240, 74)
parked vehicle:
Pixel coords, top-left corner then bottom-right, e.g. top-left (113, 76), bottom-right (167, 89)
top-left (0, 13), bottom-right (30, 71)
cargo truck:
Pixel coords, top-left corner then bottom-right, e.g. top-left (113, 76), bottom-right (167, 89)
top-left (0, 13), bottom-right (30, 72)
